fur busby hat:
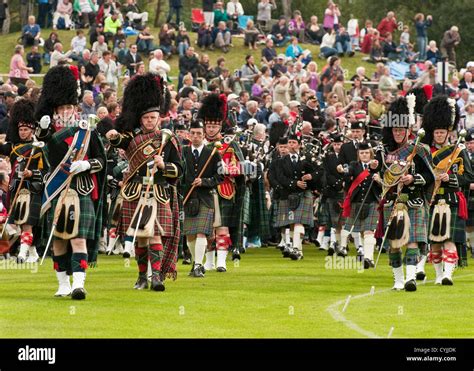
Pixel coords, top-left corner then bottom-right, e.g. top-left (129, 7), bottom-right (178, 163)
top-left (382, 96), bottom-right (411, 150)
top-left (278, 136), bottom-right (289, 145)
top-left (197, 93), bottom-right (227, 127)
top-left (408, 85), bottom-right (432, 115)
top-left (35, 65), bottom-right (80, 121)
top-left (421, 95), bottom-right (460, 145)
top-left (115, 73), bottom-right (170, 132)
top-left (8, 98), bottom-right (36, 143)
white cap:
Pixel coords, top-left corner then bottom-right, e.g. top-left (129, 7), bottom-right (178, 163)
top-left (467, 61), bottom-right (474, 69)
top-left (227, 93), bottom-right (239, 101)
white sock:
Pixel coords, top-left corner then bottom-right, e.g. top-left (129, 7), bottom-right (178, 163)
top-left (72, 272), bottom-right (86, 290)
top-left (316, 229), bottom-right (325, 245)
top-left (293, 225), bottom-right (305, 252)
top-left (194, 237), bottom-right (207, 265)
top-left (330, 228), bottom-right (336, 244)
top-left (285, 229), bottom-right (291, 246)
top-left (340, 229), bottom-right (350, 248)
top-left (187, 238), bottom-right (196, 262)
top-left (204, 251), bottom-right (215, 269)
top-left (353, 232), bottom-right (361, 247)
top-left (279, 232), bottom-right (285, 246)
top-left (321, 236), bottom-right (330, 250)
top-left (364, 234), bottom-right (376, 261)
top-left (216, 250), bottom-right (228, 268)
top-left (416, 255), bottom-right (427, 273)
top-left (335, 232), bottom-right (341, 245)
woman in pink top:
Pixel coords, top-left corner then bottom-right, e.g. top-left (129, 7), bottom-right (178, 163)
top-left (9, 45), bottom-right (33, 86)
top-left (323, 1), bottom-right (341, 31)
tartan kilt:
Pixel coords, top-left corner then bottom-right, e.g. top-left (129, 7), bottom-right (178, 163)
top-left (318, 196), bottom-right (344, 228)
top-left (183, 204), bottom-right (214, 236)
top-left (9, 192), bottom-right (42, 226)
top-left (46, 194), bottom-right (96, 240)
top-left (317, 200), bottom-right (331, 226)
top-left (270, 199), bottom-right (279, 227)
top-left (275, 191), bottom-right (314, 228)
top-left (119, 197), bottom-right (174, 237)
top-left (428, 204), bottom-right (466, 244)
top-left (344, 202), bottom-right (378, 233)
top-left (383, 203), bottom-right (428, 244)
top-left (219, 196), bottom-right (240, 228)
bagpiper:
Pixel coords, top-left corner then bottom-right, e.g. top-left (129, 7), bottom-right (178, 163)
top-left (338, 141), bottom-right (381, 266)
top-left (106, 73), bottom-right (183, 292)
top-left (421, 95), bottom-right (474, 286)
top-left (0, 98), bottom-right (46, 264)
top-left (182, 120), bottom-right (223, 277)
top-left (199, 94), bottom-right (246, 272)
top-left (36, 65), bottom-right (108, 300)
top-left (376, 96), bottom-right (434, 291)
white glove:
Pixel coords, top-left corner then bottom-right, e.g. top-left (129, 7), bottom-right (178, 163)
top-left (70, 160), bottom-right (91, 174)
top-left (39, 115), bottom-right (51, 130)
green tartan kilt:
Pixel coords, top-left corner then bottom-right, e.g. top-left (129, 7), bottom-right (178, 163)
top-left (429, 204), bottom-right (466, 244)
top-left (46, 194), bottom-right (97, 240)
top-left (219, 196), bottom-right (240, 228)
top-left (383, 204), bottom-right (428, 244)
top-left (275, 191), bottom-right (314, 228)
top-left (270, 199), bottom-right (279, 227)
top-left (183, 204), bottom-right (215, 236)
top-left (318, 196), bottom-right (344, 228)
top-left (344, 202), bottom-right (378, 233)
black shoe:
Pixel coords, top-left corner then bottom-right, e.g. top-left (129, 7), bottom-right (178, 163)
top-left (289, 249), bottom-right (302, 260)
top-left (327, 246), bottom-right (335, 256)
top-left (348, 51), bottom-right (355, 57)
top-left (277, 243), bottom-right (285, 251)
top-left (216, 266), bottom-right (227, 272)
top-left (189, 264), bottom-right (205, 278)
top-left (71, 288), bottom-right (86, 300)
top-left (416, 271), bottom-right (426, 281)
top-left (282, 246), bottom-right (291, 258)
top-left (151, 277), bottom-right (165, 291)
top-left (232, 250), bottom-right (241, 261)
top-left (336, 247), bottom-right (348, 257)
top-left (364, 258), bottom-right (375, 269)
top-left (314, 240), bottom-right (321, 248)
top-left (404, 279), bottom-right (417, 292)
top-left (441, 277), bottom-right (453, 286)
top-left (123, 251), bottom-right (130, 259)
top-left (133, 277), bottom-right (148, 290)
top-left (182, 257), bottom-right (192, 265)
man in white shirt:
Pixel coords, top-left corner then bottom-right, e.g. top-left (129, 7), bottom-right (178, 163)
top-left (92, 35), bottom-right (109, 58)
top-left (226, 0), bottom-right (244, 32)
top-left (50, 42), bottom-right (73, 67)
top-left (70, 30), bottom-right (87, 60)
top-left (98, 50), bottom-right (118, 89)
top-left (149, 49), bottom-right (171, 80)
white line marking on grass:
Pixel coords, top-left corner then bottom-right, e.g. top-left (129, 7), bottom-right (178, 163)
top-left (326, 273), bottom-right (474, 339)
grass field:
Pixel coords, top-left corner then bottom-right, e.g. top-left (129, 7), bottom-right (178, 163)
top-left (1, 246), bottom-right (473, 338)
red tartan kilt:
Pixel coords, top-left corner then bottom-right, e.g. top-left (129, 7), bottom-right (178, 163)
top-left (119, 198), bottom-right (174, 237)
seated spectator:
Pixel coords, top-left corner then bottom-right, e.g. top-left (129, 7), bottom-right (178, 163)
top-left (98, 50), bottom-right (118, 89)
top-left (137, 26), bottom-right (156, 53)
top-left (178, 46), bottom-right (198, 89)
top-left (239, 100), bottom-right (264, 128)
top-left (114, 40), bottom-right (128, 65)
top-left (53, 0), bottom-right (73, 30)
top-left (426, 40), bottom-right (442, 65)
top-left (460, 72), bottom-right (474, 92)
top-left (286, 37), bottom-right (311, 65)
top-left (70, 30), bottom-right (87, 60)
top-left (350, 66), bottom-right (370, 82)
top-left (306, 16), bottom-right (325, 45)
top-left (349, 77), bottom-right (362, 98)
top-left (319, 29), bottom-right (337, 58)
top-left (226, 0), bottom-right (244, 34)
top-left (272, 54), bottom-right (288, 77)
top-left (405, 63), bottom-right (419, 81)
top-left (73, 0), bottom-right (96, 28)
top-left (463, 102), bottom-right (474, 130)
top-left (288, 10), bottom-right (305, 42)
top-left (124, 0), bottom-right (149, 27)
top-left (302, 94), bottom-right (325, 133)
top-left (97, 0), bottom-right (122, 25)
top-left (335, 26), bottom-right (354, 57)
top-left (196, 53), bottom-right (216, 82)
top-left (212, 21), bottom-right (231, 53)
top-left (244, 19), bottom-right (259, 50)
top-left (159, 23), bottom-right (176, 58)
top-left (241, 55), bottom-right (260, 79)
top-left (89, 23), bottom-right (105, 46)
top-left (261, 38), bottom-right (277, 64)
top-left (104, 12), bottom-right (122, 41)
top-left (43, 32), bottom-right (60, 65)
top-left (368, 89), bottom-right (386, 122)
top-left (197, 23), bottom-right (213, 50)
top-left (213, 1), bottom-right (228, 27)
top-left (21, 16), bottom-right (41, 47)
top-left (92, 35), bottom-right (109, 58)
top-left (256, 0), bottom-right (276, 31)
top-left (379, 66), bottom-right (399, 93)
top-left (213, 57), bottom-right (226, 77)
top-left (210, 68), bottom-right (234, 94)
top-left (50, 42), bottom-right (73, 67)
top-left (270, 16), bottom-right (291, 47)
top-left (304, 61), bottom-right (320, 92)
top-left (273, 75), bottom-right (291, 105)
top-left (176, 26), bottom-right (191, 57)
top-left (251, 75), bottom-right (264, 98)
top-left (382, 33), bottom-right (403, 60)
top-left (399, 78), bottom-right (413, 97)
top-left (370, 38), bottom-right (385, 63)
top-left (149, 49), bottom-right (171, 80)
top-left (26, 46), bottom-right (42, 74)
top-left (260, 65), bottom-right (274, 91)
top-left (112, 27), bottom-right (126, 49)
top-left (81, 90), bottom-right (96, 115)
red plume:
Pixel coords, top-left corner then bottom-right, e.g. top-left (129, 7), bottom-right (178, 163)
top-left (219, 93), bottom-right (227, 120)
top-left (423, 85), bottom-right (433, 101)
top-left (69, 65), bottom-right (79, 81)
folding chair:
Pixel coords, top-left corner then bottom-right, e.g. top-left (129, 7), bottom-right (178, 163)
top-left (238, 15), bottom-right (254, 31)
top-left (191, 8), bottom-right (205, 32)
